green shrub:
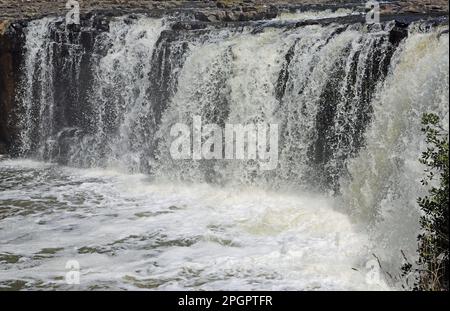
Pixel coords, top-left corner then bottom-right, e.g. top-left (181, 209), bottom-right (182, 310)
top-left (414, 113), bottom-right (449, 291)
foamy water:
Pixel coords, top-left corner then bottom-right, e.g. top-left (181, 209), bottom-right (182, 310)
top-left (0, 159), bottom-right (388, 290)
top-left (275, 9), bottom-right (362, 22)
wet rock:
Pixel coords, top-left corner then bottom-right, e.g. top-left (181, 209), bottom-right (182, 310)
top-left (1, 1), bottom-right (448, 23)
top-left (0, 23), bottom-right (25, 156)
top-left (389, 21), bottom-right (409, 46)
top-left (0, 141), bottom-right (7, 154)
top-left (0, 20), bottom-right (8, 35)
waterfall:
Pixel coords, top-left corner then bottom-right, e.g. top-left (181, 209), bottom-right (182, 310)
top-left (18, 16), bottom-right (167, 172)
top-left (17, 15), bottom-right (405, 188)
top-left (73, 17), bottom-right (166, 172)
top-left (341, 26), bottom-right (449, 272)
top-left (18, 18), bottom-right (56, 157)
top-left (151, 21), bottom-right (403, 189)
top-left (13, 13), bottom-right (449, 283)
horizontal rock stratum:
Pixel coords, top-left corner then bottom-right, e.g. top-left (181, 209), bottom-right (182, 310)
top-left (0, 0), bottom-right (448, 22)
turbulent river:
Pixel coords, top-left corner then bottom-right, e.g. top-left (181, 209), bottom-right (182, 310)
top-left (0, 10), bottom-right (448, 290)
top-left (0, 158), bottom-right (382, 290)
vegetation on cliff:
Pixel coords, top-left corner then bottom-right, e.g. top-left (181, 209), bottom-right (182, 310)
top-left (403, 113), bottom-right (449, 291)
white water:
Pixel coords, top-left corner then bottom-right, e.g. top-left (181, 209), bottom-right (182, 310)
top-left (275, 8), bottom-right (362, 22)
top-left (17, 18), bottom-right (56, 156)
top-left (0, 159), bottom-right (387, 290)
top-left (79, 17), bottom-right (166, 172)
top-left (342, 28), bottom-right (449, 274)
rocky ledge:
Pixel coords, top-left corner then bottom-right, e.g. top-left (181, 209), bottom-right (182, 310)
top-left (0, 1), bottom-right (449, 25)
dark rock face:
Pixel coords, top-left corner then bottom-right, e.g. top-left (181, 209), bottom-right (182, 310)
top-left (0, 21), bottom-right (25, 154)
top-left (1, 1), bottom-right (448, 21)
top-left (0, 0), bottom-right (282, 21)
top-left (0, 141), bottom-right (6, 154)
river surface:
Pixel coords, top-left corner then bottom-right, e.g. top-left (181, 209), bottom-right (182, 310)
top-left (0, 158), bottom-right (388, 290)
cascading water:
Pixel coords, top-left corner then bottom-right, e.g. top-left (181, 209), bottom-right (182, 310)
top-left (77, 17), bottom-right (166, 173)
top-left (17, 18), bottom-right (56, 157)
top-left (0, 11), bottom-right (448, 290)
top-left (17, 16), bottom-right (168, 172)
top-left (16, 15), bottom-right (404, 187)
top-left (341, 26), bottom-right (449, 274)
top-left (150, 21), bottom-right (402, 189)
